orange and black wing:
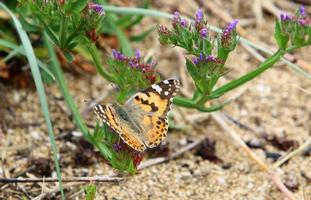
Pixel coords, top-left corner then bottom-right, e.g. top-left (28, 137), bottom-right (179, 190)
top-left (127, 79), bottom-right (180, 148)
top-left (94, 104), bottom-right (146, 152)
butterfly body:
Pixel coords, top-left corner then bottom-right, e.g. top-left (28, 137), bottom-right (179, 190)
top-left (94, 79), bottom-right (180, 152)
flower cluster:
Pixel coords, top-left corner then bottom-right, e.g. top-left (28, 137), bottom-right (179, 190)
top-left (220, 19), bottom-right (238, 49)
top-left (194, 9), bottom-right (207, 33)
top-left (172, 11), bottom-right (188, 29)
top-left (112, 49), bottom-right (157, 72)
top-left (193, 53), bottom-right (221, 65)
top-left (276, 6), bottom-right (310, 49)
top-left (88, 3), bottom-right (105, 16)
top-left (279, 6), bottom-right (310, 26)
top-left (112, 140), bottom-right (143, 168)
top-left (111, 49), bottom-right (157, 83)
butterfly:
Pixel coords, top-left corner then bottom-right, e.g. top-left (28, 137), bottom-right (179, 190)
top-left (93, 79), bottom-right (180, 152)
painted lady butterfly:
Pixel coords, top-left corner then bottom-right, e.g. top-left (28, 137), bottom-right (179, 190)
top-left (94, 79), bottom-right (180, 151)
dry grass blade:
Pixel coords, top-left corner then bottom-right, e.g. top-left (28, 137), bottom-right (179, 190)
top-left (211, 112), bottom-right (297, 200)
top-left (138, 139), bottom-right (203, 170)
top-left (0, 176), bottom-right (123, 183)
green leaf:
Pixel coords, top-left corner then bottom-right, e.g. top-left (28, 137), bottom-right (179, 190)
top-left (130, 26), bottom-right (155, 42)
top-left (67, 42), bottom-right (78, 50)
top-left (63, 50), bottom-right (74, 62)
top-left (85, 184), bottom-right (97, 200)
top-left (274, 20), bottom-right (289, 50)
top-left (118, 0), bottom-right (149, 28)
top-left (64, 0), bottom-right (88, 14)
top-left (292, 24), bottom-right (305, 46)
top-left (185, 58), bottom-right (200, 81)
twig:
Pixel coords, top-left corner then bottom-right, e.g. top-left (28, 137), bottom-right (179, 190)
top-left (269, 171), bottom-right (297, 200)
top-left (33, 182), bottom-right (83, 200)
top-left (273, 137), bottom-right (311, 168)
top-left (212, 112), bottom-right (269, 171)
top-left (0, 176), bottom-right (123, 183)
top-left (138, 139), bottom-right (203, 170)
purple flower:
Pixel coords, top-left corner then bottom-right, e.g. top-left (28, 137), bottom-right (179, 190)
top-left (180, 19), bottom-right (188, 28)
top-left (129, 60), bottom-right (139, 68)
top-left (88, 3), bottom-right (105, 15)
top-left (193, 57), bottom-right (199, 65)
top-left (112, 143), bottom-right (122, 152)
top-left (199, 53), bottom-right (204, 61)
top-left (200, 28), bottom-right (208, 39)
top-left (112, 49), bottom-right (124, 61)
top-left (206, 55), bottom-right (217, 62)
top-left (280, 13), bottom-right (291, 21)
top-left (298, 18), bottom-right (307, 26)
top-left (135, 49), bottom-right (141, 60)
top-left (173, 11), bottom-right (181, 22)
top-left (221, 20), bottom-right (238, 46)
top-left (193, 54), bottom-right (219, 65)
top-left (299, 6), bottom-right (306, 17)
top-left (196, 9), bottom-right (204, 23)
top-left (227, 19), bottom-right (238, 33)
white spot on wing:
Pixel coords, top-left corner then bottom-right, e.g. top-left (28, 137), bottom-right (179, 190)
top-left (163, 80), bottom-right (169, 84)
top-left (164, 91), bottom-right (169, 96)
top-left (152, 84), bottom-right (162, 94)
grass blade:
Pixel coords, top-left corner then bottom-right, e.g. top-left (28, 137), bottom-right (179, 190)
top-left (43, 31), bottom-right (91, 141)
top-left (0, 39), bottom-right (55, 80)
top-left (0, 3), bottom-right (65, 199)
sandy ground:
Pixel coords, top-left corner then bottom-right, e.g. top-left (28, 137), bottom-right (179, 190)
top-left (0, 0), bottom-right (310, 199)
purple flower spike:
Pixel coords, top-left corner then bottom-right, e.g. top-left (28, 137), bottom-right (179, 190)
top-left (196, 9), bottom-right (204, 23)
top-left (173, 11), bottom-right (181, 22)
top-left (206, 55), bottom-right (215, 62)
top-left (298, 18), bottom-right (307, 26)
top-left (135, 49), bottom-right (141, 60)
top-left (112, 49), bottom-right (124, 61)
top-left (280, 13), bottom-right (291, 21)
top-left (227, 19), bottom-right (238, 32)
top-left (113, 143), bottom-right (122, 152)
top-left (299, 6), bottom-right (306, 17)
top-left (129, 60), bottom-right (138, 68)
top-left (193, 57), bottom-right (199, 65)
top-left (200, 28), bottom-right (208, 39)
top-left (180, 19), bottom-right (188, 28)
top-left (88, 3), bottom-right (105, 15)
top-left (199, 53), bottom-right (204, 61)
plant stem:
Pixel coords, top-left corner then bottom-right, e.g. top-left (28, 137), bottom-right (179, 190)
top-left (211, 49), bottom-right (285, 98)
top-left (88, 43), bottom-right (117, 82)
top-left (44, 32), bottom-right (91, 142)
top-left (173, 96), bottom-right (195, 108)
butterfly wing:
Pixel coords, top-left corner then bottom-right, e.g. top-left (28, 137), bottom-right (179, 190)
top-left (126, 79), bottom-right (180, 148)
top-left (94, 104), bottom-right (146, 152)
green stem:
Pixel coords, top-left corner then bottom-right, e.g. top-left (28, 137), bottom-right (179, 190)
top-left (59, 14), bottom-right (68, 49)
top-left (173, 96), bottom-right (196, 108)
top-left (211, 49), bottom-right (285, 98)
top-left (116, 88), bottom-right (129, 104)
top-left (88, 43), bottom-right (117, 82)
top-left (44, 32), bottom-right (91, 142)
